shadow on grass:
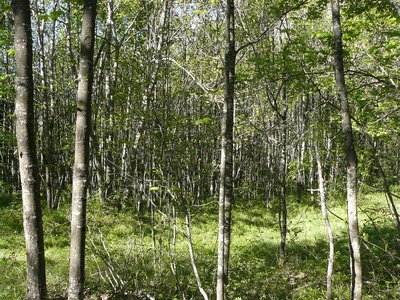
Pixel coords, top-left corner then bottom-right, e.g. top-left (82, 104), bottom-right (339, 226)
top-left (0, 193), bottom-right (14, 208)
top-left (2, 196), bottom-right (399, 300)
top-left (78, 222), bottom-right (399, 300)
top-left (225, 222), bottom-right (400, 300)
top-left (360, 224), bottom-right (400, 296)
top-left (0, 200), bottom-right (24, 234)
top-left (79, 194), bottom-right (400, 300)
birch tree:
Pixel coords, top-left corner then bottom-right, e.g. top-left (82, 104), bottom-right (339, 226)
top-left (12, 0), bottom-right (47, 298)
top-left (216, 0), bottom-right (235, 299)
top-left (331, 0), bottom-right (362, 298)
top-left (68, 0), bottom-right (97, 299)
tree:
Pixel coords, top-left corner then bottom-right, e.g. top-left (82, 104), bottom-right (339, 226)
top-left (216, 0), bottom-right (235, 299)
top-left (315, 142), bottom-right (334, 300)
top-left (331, 0), bottom-right (362, 299)
top-left (68, 0), bottom-right (97, 299)
top-left (12, 0), bottom-right (47, 298)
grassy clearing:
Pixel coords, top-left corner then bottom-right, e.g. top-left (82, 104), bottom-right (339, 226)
top-left (0, 192), bottom-right (399, 299)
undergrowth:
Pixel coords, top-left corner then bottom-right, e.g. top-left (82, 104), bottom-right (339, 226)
top-left (0, 192), bottom-right (399, 299)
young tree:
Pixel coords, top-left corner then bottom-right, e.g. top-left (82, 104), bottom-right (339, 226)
top-left (12, 0), bottom-right (47, 298)
top-left (315, 143), bottom-right (334, 300)
top-left (68, 0), bottom-right (97, 299)
top-left (216, 0), bottom-right (235, 299)
top-left (331, 0), bottom-right (362, 299)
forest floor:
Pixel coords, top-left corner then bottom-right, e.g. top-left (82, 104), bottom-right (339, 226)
top-left (0, 192), bottom-right (399, 299)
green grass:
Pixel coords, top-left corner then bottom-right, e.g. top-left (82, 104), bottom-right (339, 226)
top-left (0, 192), bottom-right (399, 299)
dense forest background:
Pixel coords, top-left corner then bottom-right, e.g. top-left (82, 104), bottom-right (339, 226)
top-left (1, 0), bottom-right (400, 299)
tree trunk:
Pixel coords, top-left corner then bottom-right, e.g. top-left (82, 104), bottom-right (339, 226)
top-left (390, 0), bottom-right (400, 16)
top-left (331, 1), bottom-right (362, 299)
top-left (12, 0), bottom-right (47, 298)
top-left (216, 1), bottom-right (235, 299)
top-left (278, 78), bottom-right (288, 267)
top-left (186, 211), bottom-right (209, 300)
top-left (278, 114), bottom-right (287, 267)
top-left (315, 143), bottom-right (334, 300)
top-left (68, 0), bottom-right (97, 299)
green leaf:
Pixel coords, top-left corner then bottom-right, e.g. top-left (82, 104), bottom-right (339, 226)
top-left (38, 13), bottom-right (49, 21)
top-left (149, 186), bottom-right (160, 191)
top-left (210, 0), bottom-right (218, 6)
top-left (169, 186), bottom-right (182, 193)
top-left (49, 10), bottom-right (64, 21)
top-left (6, 48), bottom-right (15, 56)
top-left (195, 117), bottom-right (212, 125)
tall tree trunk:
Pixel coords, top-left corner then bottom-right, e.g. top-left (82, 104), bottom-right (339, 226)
top-left (331, 1), bottom-right (362, 299)
top-left (12, 0), bottom-right (47, 298)
top-left (216, 1), bottom-right (235, 299)
top-left (104, 0), bottom-right (115, 198)
top-left (68, 0), bottom-right (97, 299)
top-left (315, 143), bottom-right (334, 300)
top-left (278, 114), bottom-right (287, 267)
top-left (47, 2), bottom-right (58, 209)
top-left (278, 78), bottom-right (288, 267)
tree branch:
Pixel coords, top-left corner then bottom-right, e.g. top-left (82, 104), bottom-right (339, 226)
top-left (236, 0), bottom-right (308, 54)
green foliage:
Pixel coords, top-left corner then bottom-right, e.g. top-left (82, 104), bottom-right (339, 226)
top-left (38, 10), bottom-right (64, 21)
top-left (305, 0), bottom-right (330, 20)
top-left (195, 116), bottom-right (212, 126)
